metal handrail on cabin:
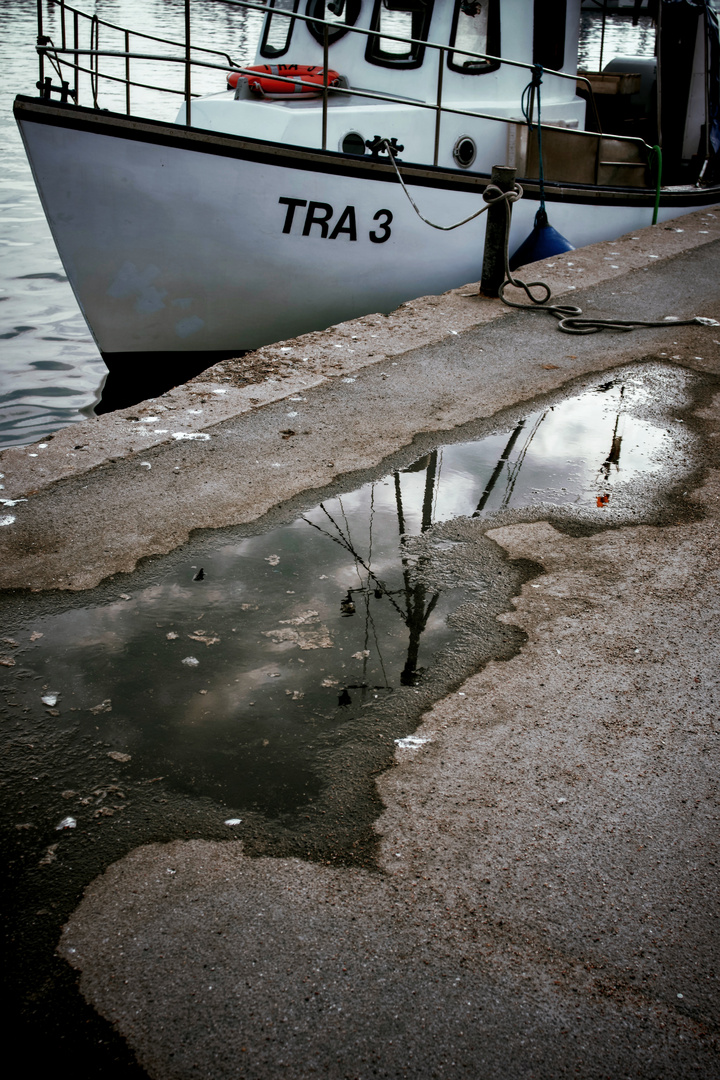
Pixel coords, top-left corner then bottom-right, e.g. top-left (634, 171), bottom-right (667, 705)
top-left (35, 0), bottom-right (651, 183)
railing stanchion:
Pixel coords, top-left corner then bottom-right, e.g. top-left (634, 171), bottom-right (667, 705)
top-left (322, 23), bottom-right (329, 151)
top-left (184, 0), bottom-right (191, 126)
top-left (434, 47), bottom-right (444, 167)
top-left (36, 0), bottom-right (44, 89)
top-left (73, 11), bottom-right (79, 102)
top-left (60, 0), bottom-right (66, 50)
top-left (125, 29), bottom-right (131, 114)
top-left (90, 14), bottom-right (99, 107)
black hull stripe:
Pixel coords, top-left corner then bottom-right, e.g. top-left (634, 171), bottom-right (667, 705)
top-left (14, 94), bottom-right (720, 210)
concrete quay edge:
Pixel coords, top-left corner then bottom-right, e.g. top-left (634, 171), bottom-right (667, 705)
top-left (57, 395), bottom-right (720, 1077)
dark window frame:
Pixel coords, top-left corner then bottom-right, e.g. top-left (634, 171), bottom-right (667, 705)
top-left (365, 0), bottom-right (435, 71)
top-left (259, 0), bottom-right (301, 60)
top-left (447, 0), bottom-right (501, 76)
top-left (533, 0), bottom-right (566, 71)
top-left (305, 1), bottom-right (362, 46)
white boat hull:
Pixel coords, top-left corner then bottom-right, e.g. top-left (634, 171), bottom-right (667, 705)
top-left (16, 99), bottom-right (719, 360)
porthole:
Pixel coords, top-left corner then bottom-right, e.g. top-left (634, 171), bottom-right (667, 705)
top-left (453, 135), bottom-right (477, 169)
top-left (341, 131), bottom-right (366, 156)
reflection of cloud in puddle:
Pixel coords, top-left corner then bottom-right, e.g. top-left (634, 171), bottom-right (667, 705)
top-left (425, 611), bottom-right (451, 633)
top-left (262, 624), bottom-right (333, 650)
top-left (526, 393), bottom-right (669, 479)
top-left (410, 380), bottom-right (686, 520)
top-left (36, 608), bottom-right (126, 653)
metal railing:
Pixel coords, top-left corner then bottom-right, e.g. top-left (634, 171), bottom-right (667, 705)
top-left (34, 0), bottom-right (651, 175)
top-left (36, 0), bottom-right (243, 121)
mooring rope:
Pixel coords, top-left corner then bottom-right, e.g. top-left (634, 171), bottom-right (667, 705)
top-left (380, 138), bottom-right (717, 334)
top-left (380, 139), bottom-right (521, 230)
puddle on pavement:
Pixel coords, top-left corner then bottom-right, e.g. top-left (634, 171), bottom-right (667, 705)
top-left (0, 363), bottom-right (704, 834)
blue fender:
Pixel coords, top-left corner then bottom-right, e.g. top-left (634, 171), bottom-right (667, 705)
top-left (509, 208), bottom-right (574, 270)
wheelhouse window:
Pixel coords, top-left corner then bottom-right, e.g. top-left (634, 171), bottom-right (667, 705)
top-left (533, 0), bottom-right (566, 71)
top-left (260, 0), bottom-right (300, 59)
top-left (448, 1), bottom-right (500, 75)
top-left (365, 0), bottom-right (434, 70)
top-left (306, 1), bottom-right (362, 45)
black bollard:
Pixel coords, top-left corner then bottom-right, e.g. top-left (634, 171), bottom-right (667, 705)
top-left (480, 164), bottom-right (517, 297)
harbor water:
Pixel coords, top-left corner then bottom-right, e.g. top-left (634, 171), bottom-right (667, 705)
top-left (0, 2), bottom-right (657, 449)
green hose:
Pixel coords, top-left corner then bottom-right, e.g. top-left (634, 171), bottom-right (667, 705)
top-left (651, 144), bottom-right (662, 225)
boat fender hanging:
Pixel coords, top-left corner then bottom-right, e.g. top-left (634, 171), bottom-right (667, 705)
top-left (509, 207), bottom-right (575, 271)
top-left (227, 65), bottom-right (341, 98)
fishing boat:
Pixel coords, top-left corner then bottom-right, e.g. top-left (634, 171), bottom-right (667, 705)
top-left (14, 0), bottom-right (720, 404)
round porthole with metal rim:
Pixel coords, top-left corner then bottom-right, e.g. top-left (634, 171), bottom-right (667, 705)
top-left (453, 135), bottom-right (477, 169)
top-left (341, 131), bottom-right (366, 156)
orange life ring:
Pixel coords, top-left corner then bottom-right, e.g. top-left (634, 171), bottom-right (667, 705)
top-left (227, 64), bottom-right (341, 98)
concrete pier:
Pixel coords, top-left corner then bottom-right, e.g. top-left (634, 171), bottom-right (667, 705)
top-left (2, 209), bottom-right (720, 1077)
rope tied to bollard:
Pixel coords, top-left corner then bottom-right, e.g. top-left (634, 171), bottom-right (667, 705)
top-left (376, 139), bottom-right (717, 335)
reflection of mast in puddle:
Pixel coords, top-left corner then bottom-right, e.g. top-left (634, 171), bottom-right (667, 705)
top-left (596, 386), bottom-right (625, 507)
top-left (472, 410), bottom-right (548, 516)
top-left (302, 498), bottom-right (397, 706)
top-left (301, 451), bottom-right (442, 701)
top-left (394, 451), bottom-right (441, 686)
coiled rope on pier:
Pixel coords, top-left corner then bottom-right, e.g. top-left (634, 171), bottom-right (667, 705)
top-left (495, 194), bottom-right (719, 333)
